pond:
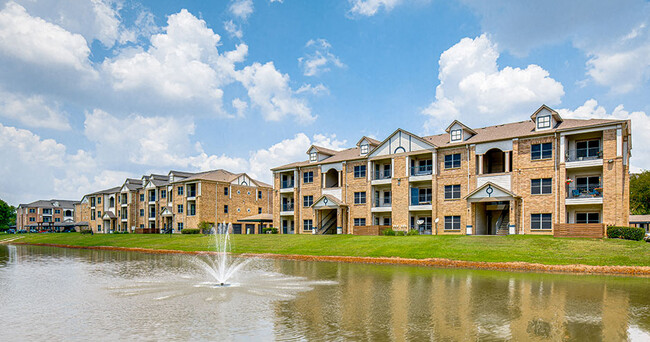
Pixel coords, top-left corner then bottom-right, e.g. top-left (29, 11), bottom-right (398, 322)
top-left (0, 244), bottom-right (649, 341)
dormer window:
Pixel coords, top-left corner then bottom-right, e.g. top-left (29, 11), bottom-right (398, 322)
top-left (360, 144), bottom-right (369, 155)
top-left (451, 129), bottom-right (462, 142)
top-left (537, 115), bottom-right (551, 129)
top-left (310, 152), bottom-right (317, 162)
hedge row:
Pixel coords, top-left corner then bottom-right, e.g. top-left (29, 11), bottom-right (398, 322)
top-left (607, 226), bottom-right (645, 241)
top-left (181, 228), bottom-right (200, 234)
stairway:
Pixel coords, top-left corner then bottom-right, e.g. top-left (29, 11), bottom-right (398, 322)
top-left (496, 208), bottom-right (510, 236)
top-left (317, 210), bottom-right (337, 234)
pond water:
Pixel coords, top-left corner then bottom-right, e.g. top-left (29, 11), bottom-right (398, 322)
top-left (1, 245), bottom-right (649, 341)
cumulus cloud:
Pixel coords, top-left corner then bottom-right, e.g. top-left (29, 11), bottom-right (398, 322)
top-left (299, 39), bottom-right (345, 76)
top-left (348, 0), bottom-right (402, 17)
top-left (0, 90), bottom-right (71, 130)
top-left (422, 35), bottom-right (564, 131)
top-left (558, 99), bottom-right (648, 171)
top-left (229, 0), bottom-right (254, 20)
top-left (223, 19), bottom-right (243, 39)
top-left (461, 0), bottom-right (650, 93)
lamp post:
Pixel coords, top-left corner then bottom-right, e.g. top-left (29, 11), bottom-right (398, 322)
top-left (434, 217), bottom-right (439, 235)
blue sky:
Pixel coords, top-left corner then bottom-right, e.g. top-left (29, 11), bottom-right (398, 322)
top-left (1, 0), bottom-right (649, 205)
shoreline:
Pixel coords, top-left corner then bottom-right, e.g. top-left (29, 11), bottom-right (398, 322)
top-left (6, 241), bottom-right (650, 277)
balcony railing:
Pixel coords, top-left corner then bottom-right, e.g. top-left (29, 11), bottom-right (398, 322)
top-left (566, 149), bottom-right (602, 162)
top-left (187, 191), bottom-right (196, 197)
top-left (149, 212), bottom-right (156, 218)
top-left (373, 199), bottom-right (392, 207)
top-left (566, 185), bottom-right (603, 198)
top-left (282, 203), bottom-right (294, 212)
top-left (411, 195), bottom-right (432, 206)
top-left (149, 196), bottom-right (156, 202)
top-left (410, 165), bottom-right (433, 176)
top-left (281, 180), bottom-right (294, 189)
top-left (373, 169), bottom-right (391, 180)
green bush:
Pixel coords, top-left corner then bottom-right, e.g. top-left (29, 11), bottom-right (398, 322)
top-left (382, 228), bottom-right (396, 236)
top-left (406, 229), bottom-right (420, 236)
top-left (607, 226), bottom-right (645, 241)
top-left (112, 231), bottom-right (129, 234)
top-left (198, 221), bottom-right (214, 234)
top-left (262, 227), bottom-right (278, 234)
top-left (181, 228), bottom-right (200, 234)
top-left (80, 229), bottom-right (92, 235)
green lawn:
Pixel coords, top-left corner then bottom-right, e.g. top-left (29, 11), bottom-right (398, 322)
top-left (3, 233), bottom-right (649, 266)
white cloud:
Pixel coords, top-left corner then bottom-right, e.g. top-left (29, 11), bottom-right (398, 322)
top-left (312, 133), bottom-right (347, 150)
top-left (224, 19), bottom-right (243, 39)
top-left (461, 0), bottom-right (650, 93)
top-left (0, 90), bottom-right (71, 130)
top-left (0, 2), bottom-right (95, 74)
top-left (232, 98), bottom-right (248, 117)
top-left (558, 99), bottom-right (648, 172)
top-left (229, 0), bottom-right (254, 20)
top-left (237, 61), bottom-right (316, 123)
top-left (296, 83), bottom-right (329, 96)
top-left (299, 39), bottom-right (345, 76)
top-left (348, 0), bottom-right (402, 17)
top-left (422, 35), bottom-right (564, 131)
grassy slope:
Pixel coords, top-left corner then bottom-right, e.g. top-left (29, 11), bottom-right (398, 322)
top-left (3, 233), bottom-right (649, 266)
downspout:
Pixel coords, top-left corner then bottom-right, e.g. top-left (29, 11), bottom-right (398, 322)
top-left (554, 132), bottom-right (558, 230)
top-left (467, 144), bottom-right (471, 234)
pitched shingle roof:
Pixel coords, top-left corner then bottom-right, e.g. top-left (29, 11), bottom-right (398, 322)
top-left (172, 169), bottom-right (271, 188)
top-left (20, 199), bottom-right (77, 209)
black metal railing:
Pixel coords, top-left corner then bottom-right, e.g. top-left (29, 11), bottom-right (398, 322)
top-left (373, 169), bottom-right (391, 180)
top-left (411, 195), bottom-right (432, 206)
top-left (566, 184), bottom-right (603, 198)
top-left (566, 149), bottom-right (602, 162)
top-left (282, 203), bottom-right (294, 212)
top-left (373, 199), bottom-right (392, 207)
top-left (410, 165), bottom-right (433, 176)
top-left (188, 191), bottom-right (196, 197)
top-left (281, 180), bottom-right (294, 189)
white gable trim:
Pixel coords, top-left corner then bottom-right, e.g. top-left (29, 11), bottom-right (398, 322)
top-left (369, 130), bottom-right (435, 158)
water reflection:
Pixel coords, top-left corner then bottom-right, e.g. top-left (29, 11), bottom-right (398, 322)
top-left (0, 245), bottom-right (649, 341)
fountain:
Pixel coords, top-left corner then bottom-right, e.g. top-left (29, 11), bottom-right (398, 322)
top-left (191, 222), bottom-right (251, 288)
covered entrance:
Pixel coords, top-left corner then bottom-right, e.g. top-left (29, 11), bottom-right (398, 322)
top-left (161, 207), bottom-right (173, 233)
top-left (238, 213), bottom-right (273, 234)
top-left (311, 195), bottom-right (348, 234)
top-left (102, 211), bottom-right (116, 233)
top-left (465, 182), bottom-right (520, 236)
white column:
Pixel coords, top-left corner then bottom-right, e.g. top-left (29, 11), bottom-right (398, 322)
top-left (367, 161), bottom-right (372, 181)
top-left (560, 135), bottom-right (566, 163)
top-left (405, 156), bottom-right (410, 177)
top-left (504, 152), bottom-right (510, 173)
top-left (338, 170), bottom-right (342, 187)
top-left (432, 152), bottom-right (437, 175)
top-left (616, 127), bottom-right (622, 157)
top-left (478, 155), bottom-right (484, 175)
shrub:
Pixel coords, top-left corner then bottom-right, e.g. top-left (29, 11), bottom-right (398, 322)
top-left (80, 229), bottom-right (92, 235)
top-left (382, 228), bottom-right (396, 236)
top-left (406, 229), bottom-right (420, 236)
top-left (607, 226), bottom-right (645, 241)
top-left (262, 227), bottom-right (278, 234)
top-left (112, 231), bottom-right (129, 234)
top-left (181, 228), bottom-right (200, 234)
top-left (198, 221), bottom-right (214, 234)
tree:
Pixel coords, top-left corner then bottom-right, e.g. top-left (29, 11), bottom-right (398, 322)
top-left (630, 171), bottom-right (650, 215)
top-left (0, 199), bottom-right (16, 230)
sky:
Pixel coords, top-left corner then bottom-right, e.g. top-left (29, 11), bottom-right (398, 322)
top-left (1, 0), bottom-right (650, 206)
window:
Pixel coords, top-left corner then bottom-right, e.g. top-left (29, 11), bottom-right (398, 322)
top-left (444, 153), bottom-right (461, 169)
top-left (140, 194), bottom-right (144, 201)
top-left (55, 218), bottom-right (60, 222)
top-left (444, 185), bottom-right (461, 199)
top-left (383, 191), bottom-right (391, 205)
top-left (177, 204), bottom-right (183, 213)
top-left (97, 211), bottom-right (101, 217)
top-left (258, 190), bottom-right (263, 200)
top-left (224, 205), bottom-right (228, 214)
top-left (54, 209), bottom-right (61, 214)
top-left (304, 219), bottom-right (313, 230)
top-left (91, 210), bottom-right (95, 220)
top-left (531, 178), bottom-right (552, 195)
top-left (576, 212), bottom-right (600, 224)
top-left (303, 195), bottom-right (313, 207)
top-left (451, 129), bottom-right (462, 141)
top-left (576, 140), bottom-right (601, 159)
top-left (140, 224), bottom-right (144, 229)
top-left (361, 144), bottom-right (369, 154)
top-left (354, 192), bottom-right (366, 204)
top-left (531, 213), bottom-right (552, 230)
top-left (303, 171), bottom-right (313, 184)
top-left (29, 217), bottom-right (35, 222)
top-left (537, 115), bottom-right (551, 129)
top-left (139, 209), bottom-right (144, 217)
top-left (97, 197), bottom-right (101, 204)
top-left (411, 188), bottom-right (432, 205)
top-left (97, 225), bottom-right (101, 232)
top-left (531, 143), bottom-right (552, 160)
top-left (576, 176), bottom-right (601, 192)
top-left (43, 216), bottom-right (51, 223)
top-left (444, 216), bottom-right (461, 230)
top-left (160, 190), bottom-right (166, 199)
top-left (29, 208), bottom-right (35, 213)
top-left (177, 186), bottom-right (184, 196)
top-left (310, 152), bottom-right (317, 162)
top-left (224, 187), bottom-right (229, 196)
top-left (354, 165), bottom-right (366, 178)
top-left (353, 218), bottom-right (366, 226)
top-left (258, 207), bottom-right (262, 214)
top-left (177, 223), bottom-right (183, 231)
top-left (188, 203), bottom-right (196, 216)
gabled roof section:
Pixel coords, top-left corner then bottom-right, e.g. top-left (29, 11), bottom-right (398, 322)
top-left (445, 120), bottom-right (477, 135)
top-left (311, 194), bottom-right (347, 208)
top-left (356, 136), bottom-right (380, 147)
top-left (530, 104), bottom-right (563, 123)
top-left (307, 145), bottom-right (337, 156)
top-left (368, 128), bottom-right (436, 158)
top-left (463, 182), bottom-right (519, 202)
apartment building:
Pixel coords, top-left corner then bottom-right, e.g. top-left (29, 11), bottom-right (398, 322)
top-left (16, 199), bottom-right (77, 231)
top-left (271, 105), bottom-right (631, 236)
top-left (78, 169), bottom-right (273, 234)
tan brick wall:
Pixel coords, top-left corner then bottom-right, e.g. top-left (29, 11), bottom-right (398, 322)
top-left (346, 160), bottom-right (371, 233)
top-left (436, 147), bottom-right (470, 234)
top-left (392, 156), bottom-right (409, 230)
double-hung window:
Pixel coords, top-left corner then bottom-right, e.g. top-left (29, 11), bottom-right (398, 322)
top-left (303, 219), bottom-right (313, 230)
top-left (444, 185), bottom-right (461, 199)
top-left (531, 143), bottom-right (552, 160)
top-left (353, 218), bottom-right (366, 226)
top-left (354, 165), bottom-right (366, 178)
top-left (354, 192), bottom-right (366, 204)
top-left (178, 186), bottom-right (184, 196)
top-left (444, 153), bottom-right (461, 169)
top-left (303, 171), bottom-right (313, 184)
top-left (531, 178), bottom-right (552, 195)
top-left (303, 195), bottom-right (313, 207)
top-left (444, 216), bottom-right (461, 230)
top-left (576, 212), bottom-right (600, 224)
top-left (177, 204), bottom-right (183, 213)
top-left (531, 213), bottom-right (552, 230)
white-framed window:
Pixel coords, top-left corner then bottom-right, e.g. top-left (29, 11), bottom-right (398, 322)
top-left (177, 204), bottom-right (183, 213)
top-left (531, 213), bottom-right (552, 230)
top-left (576, 212), bottom-right (600, 224)
top-left (537, 115), bottom-right (551, 129)
top-left (531, 143), bottom-right (552, 160)
top-left (310, 152), bottom-right (317, 162)
top-left (304, 219), bottom-right (313, 230)
top-left (354, 192), bottom-right (366, 204)
top-left (303, 171), bottom-right (313, 183)
top-left (531, 178), bottom-right (552, 195)
top-left (303, 195), bottom-right (313, 207)
top-left (258, 190), bottom-right (263, 199)
top-left (353, 218), bottom-right (366, 226)
top-left (451, 129), bottom-right (462, 141)
top-left (444, 216), bottom-right (461, 230)
top-left (444, 185), bottom-right (461, 199)
top-left (354, 165), bottom-right (366, 178)
top-left (360, 144), bottom-right (369, 155)
top-left (177, 223), bottom-right (183, 231)
top-left (444, 153), bottom-right (461, 169)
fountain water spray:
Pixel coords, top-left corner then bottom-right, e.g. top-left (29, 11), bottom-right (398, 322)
top-left (191, 222), bottom-right (251, 287)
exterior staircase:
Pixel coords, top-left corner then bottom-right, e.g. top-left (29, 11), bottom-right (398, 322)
top-left (317, 210), bottom-right (337, 234)
top-left (496, 207), bottom-right (510, 236)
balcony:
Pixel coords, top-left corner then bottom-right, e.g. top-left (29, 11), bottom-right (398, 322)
top-left (371, 200), bottom-right (391, 213)
top-left (410, 165), bottom-right (433, 182)
top-left (187, 191), bottom-right (196, 198)
top-left (566, 185), bottom-right (603, 205)
top-left (410, 194), bottom-right (433, 211)
top-left (371, 169), bottom-right (392, 185)
top-left (566, 148), bottom-right (603, 168)
top-left (280, 203), bottom-right (294, 216)
top-left (280, 180), bottom-right (295, 193)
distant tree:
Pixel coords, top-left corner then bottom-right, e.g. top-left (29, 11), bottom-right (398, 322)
top-left (0, 199), bottom-right (16, 230)
top-left (630, 171), bottom-right (650, 215)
